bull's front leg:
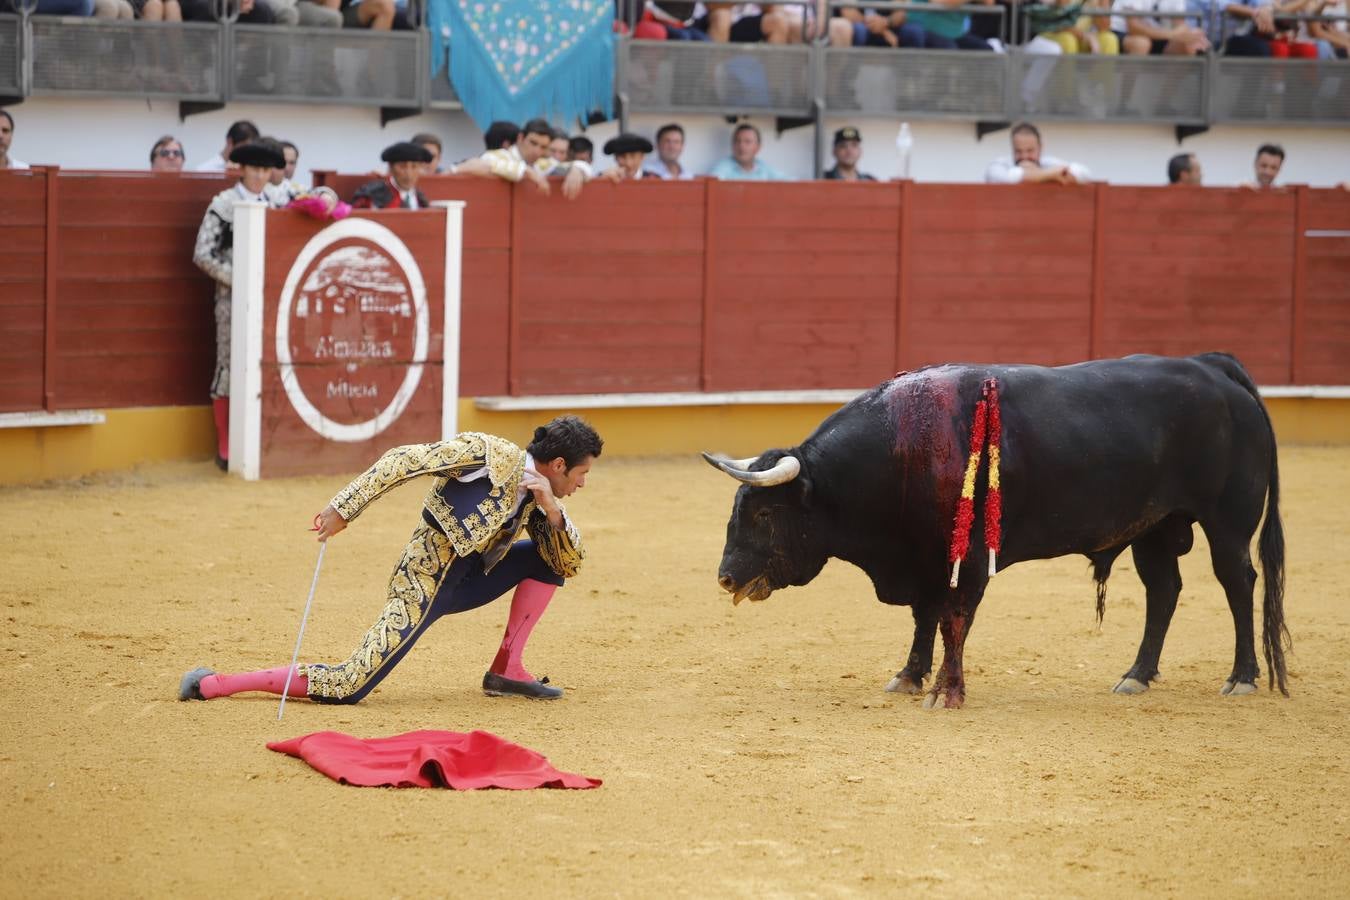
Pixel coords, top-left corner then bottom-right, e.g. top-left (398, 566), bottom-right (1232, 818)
top-left (885, 605), bottom-right (937, 695)
top-left (923, 604), bottom-right (979, 710)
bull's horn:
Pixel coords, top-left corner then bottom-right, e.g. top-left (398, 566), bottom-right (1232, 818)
top-left (702, 452), bottom-right (801, 487)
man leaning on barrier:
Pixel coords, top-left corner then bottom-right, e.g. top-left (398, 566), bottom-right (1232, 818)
top-left (192, 141), bottom-right (288, 472)
top-left (985, 122), bottom-right (1090, 185)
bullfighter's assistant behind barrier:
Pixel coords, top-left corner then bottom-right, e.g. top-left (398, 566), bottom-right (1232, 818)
top-left (179, 416), bottom-right (602, 703)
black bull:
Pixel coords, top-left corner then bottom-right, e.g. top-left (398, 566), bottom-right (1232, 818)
top-left (705, 353), bottom-right (1288, 709)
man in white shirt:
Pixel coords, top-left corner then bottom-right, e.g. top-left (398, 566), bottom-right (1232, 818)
top-left (0, 109), bottom-right (29, 170)
top-left (646, 122), bottom-right (695, 181)
top-left (985, 122), bottom-right (1091, 185)
top-left (480, 118), bottom-right (620, 199)
top-left (195, 120), bottom-right (261, 172)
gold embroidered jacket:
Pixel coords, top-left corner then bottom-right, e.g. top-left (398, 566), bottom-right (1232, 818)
top-left (328, 433), bottom-right (585, 578)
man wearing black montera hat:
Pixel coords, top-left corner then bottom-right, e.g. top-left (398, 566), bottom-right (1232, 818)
top-left (179, 416), bottom-right (603, 705)
top-left (352, 141), bottom-right (435, 209)
top-left (603, 132), bottom-right (655, 180)
top-left (192, 139), bottom-right (288, 470)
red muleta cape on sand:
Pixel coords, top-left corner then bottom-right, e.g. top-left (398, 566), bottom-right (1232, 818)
top-left (267, 730), bottom-right (602, 790)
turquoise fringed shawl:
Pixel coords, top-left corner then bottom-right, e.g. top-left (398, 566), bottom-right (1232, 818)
top-left (428, 0), bottom-right (615, 130)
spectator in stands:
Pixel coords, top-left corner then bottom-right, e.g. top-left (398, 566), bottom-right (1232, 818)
top-left (985, 122), bottom-right (1090, 184)
top-left (1247, 143), bottom-right (1285, 189)
top-left (265, 139), bottom-right (305, 204)
top-left (28, 0), bottom-right (95, 14)
top-left (271, 0), bottom-right (342, 26)
top-left (150, 135), bottom-right (186, 173)
top-left (480, 118), bottom-right (612, 199)
top-left (549, 131), bottom-right (571, 163)
top-left (352, 142), bottom-right (432, 209)
top-left (193, 141), bottom-right (287, 470)
top-left (1308, 0), bottom-right (1350, 58)
top-left (95, 0), bottom-right (134, 17)
top-left (1112, 0), bottom-right (1210, 55)
top-left (484, 121), bottom-right (520, 151)
top-left (412, 132), bottom-right (444, 173)
top-left (340, 0), bottom-right (400, 29)
top-left (183, 0), bottom-right (276, 24)
top-left (134, 0), bottom-right (182, 20)
top-left (823, 127), bottom-right (876, 181)
top-left (1167, 152), bottom-right (1202, 185)
top-left (636, 2), bottom-right (713, 39)
top-left (196, 120), bottom-right (260, 172)
top-left (568, 136), bottom-right (595, 164)
top-left (1, 110), bottom-right (29, 171)
top-left (701, 4), bottom-right (784, 42)
top-left (603, 133), bottom-right (655, 180)
top-left (647, 122), bottom-right (694, 180)
top-left (832, 5), bottom-right (929, 48)
top-left (709, 123), bottom-right (788, 181)
top-left (907, 0), bottom-right (999, 50)
top-left (1033, 0), bottom-right (1120, 53)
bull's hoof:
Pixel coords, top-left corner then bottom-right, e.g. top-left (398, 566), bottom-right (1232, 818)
top-left (1221, 680), bottom-right (1258, 696)
top-left (884, 672), bottom-right (923, 695)
top-left (1113, 677), bottom-right (1149, 695)
top-left (922, 690), bottom-right (964, 710)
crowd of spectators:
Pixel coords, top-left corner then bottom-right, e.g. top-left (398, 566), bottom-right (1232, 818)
top-left (2, 108), bottom-right (1345, 191)
top-left (3, 0), bottom-right (1343, 56)
top-left (619, 1), bottom-right (1349, 58)
top-left (0, 0), bottom-right (413, 29)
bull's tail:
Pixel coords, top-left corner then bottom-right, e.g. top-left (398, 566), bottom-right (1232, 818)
top-left (1202, 353), bottom-right (1290, 696)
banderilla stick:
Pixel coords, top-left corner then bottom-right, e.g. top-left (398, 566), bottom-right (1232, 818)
top-left (278, 540), bottom-right (326, 721)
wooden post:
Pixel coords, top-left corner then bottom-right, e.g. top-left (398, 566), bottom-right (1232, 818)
top-left (1290, 186), bottom-right (1308, 385)
top-left (894, 179), bottom-right (912, 372)
top-left (1089, 183), bottom-right (1107, 361)
top-left (700, 179), bottom-right (716, 392)
top-left (40, 165), bottom-right (59, 412)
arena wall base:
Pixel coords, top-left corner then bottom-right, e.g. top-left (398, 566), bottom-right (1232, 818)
top-left (1, 396), bottom-right (1347, 487)
top-left (0, 406), bottom-right (215, 485)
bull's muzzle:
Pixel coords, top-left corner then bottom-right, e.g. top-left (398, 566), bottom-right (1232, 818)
top-left (718, 573), bottom-right (773, 606)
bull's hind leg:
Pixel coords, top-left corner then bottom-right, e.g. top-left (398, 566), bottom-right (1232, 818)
top-left (885, 605), bottom-right (937, 694)
top-left (1202, 524), bottom-right (1261, 696)
top-left (924, 605), bottom-right (978, 710)
top-left (1114, 518), bottom-right (1191, 695)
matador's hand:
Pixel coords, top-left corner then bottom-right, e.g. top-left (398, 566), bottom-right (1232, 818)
top-left (521, 470), bottom-right (560, 516)
top-left (314, 505), bottom-right (347, 542)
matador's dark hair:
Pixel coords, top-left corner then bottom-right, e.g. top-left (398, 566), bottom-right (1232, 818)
top-left (528, 415), bottom-right (603, 469)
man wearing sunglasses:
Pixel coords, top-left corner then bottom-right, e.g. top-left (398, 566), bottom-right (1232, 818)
top-left (149, 135), bottom-right (186, 173)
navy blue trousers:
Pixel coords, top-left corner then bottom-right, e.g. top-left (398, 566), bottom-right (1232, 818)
top-left (305, 525), bottom-right (562, 704)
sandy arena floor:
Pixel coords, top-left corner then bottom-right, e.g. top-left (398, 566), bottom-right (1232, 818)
top-left (2, 447), bottom-right (1348, 897)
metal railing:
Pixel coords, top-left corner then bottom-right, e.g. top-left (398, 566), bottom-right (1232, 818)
top-left (1, 7), bottom-right (1347, 128)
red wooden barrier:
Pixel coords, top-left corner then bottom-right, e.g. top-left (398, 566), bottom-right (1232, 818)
top-left (2, 173), bottom-right (1348, 417)
top-left (903, 183), bottom-right (1095, 370)
top-left (0, 169), bottom-right (48, 412)
top-left (512, 179), bottom-right (706, 394)
top-left (1298, 188), bottom-right (1350, 385)
top-left (705, 181), bottom-right (900, 391)
top-left (1098, 187), bottom-right (1295, 385)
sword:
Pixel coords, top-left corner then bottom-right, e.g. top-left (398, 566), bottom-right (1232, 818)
top-left (278, 521), bottom-right (328, 721)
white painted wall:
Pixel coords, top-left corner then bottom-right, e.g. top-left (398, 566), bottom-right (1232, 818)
top-left (5, 96), bottom-right (1348, 188)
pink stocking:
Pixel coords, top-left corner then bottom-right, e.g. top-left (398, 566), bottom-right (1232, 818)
top-left (488, 579), bottom-right (557, 682)
top-left (212, 397), bottom-right (229, 460)
top-left (198, 666), bottom-right (308, 699)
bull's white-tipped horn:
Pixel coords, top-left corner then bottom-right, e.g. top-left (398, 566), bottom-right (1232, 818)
top-left (701, 452), bottom-right (801, 487)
